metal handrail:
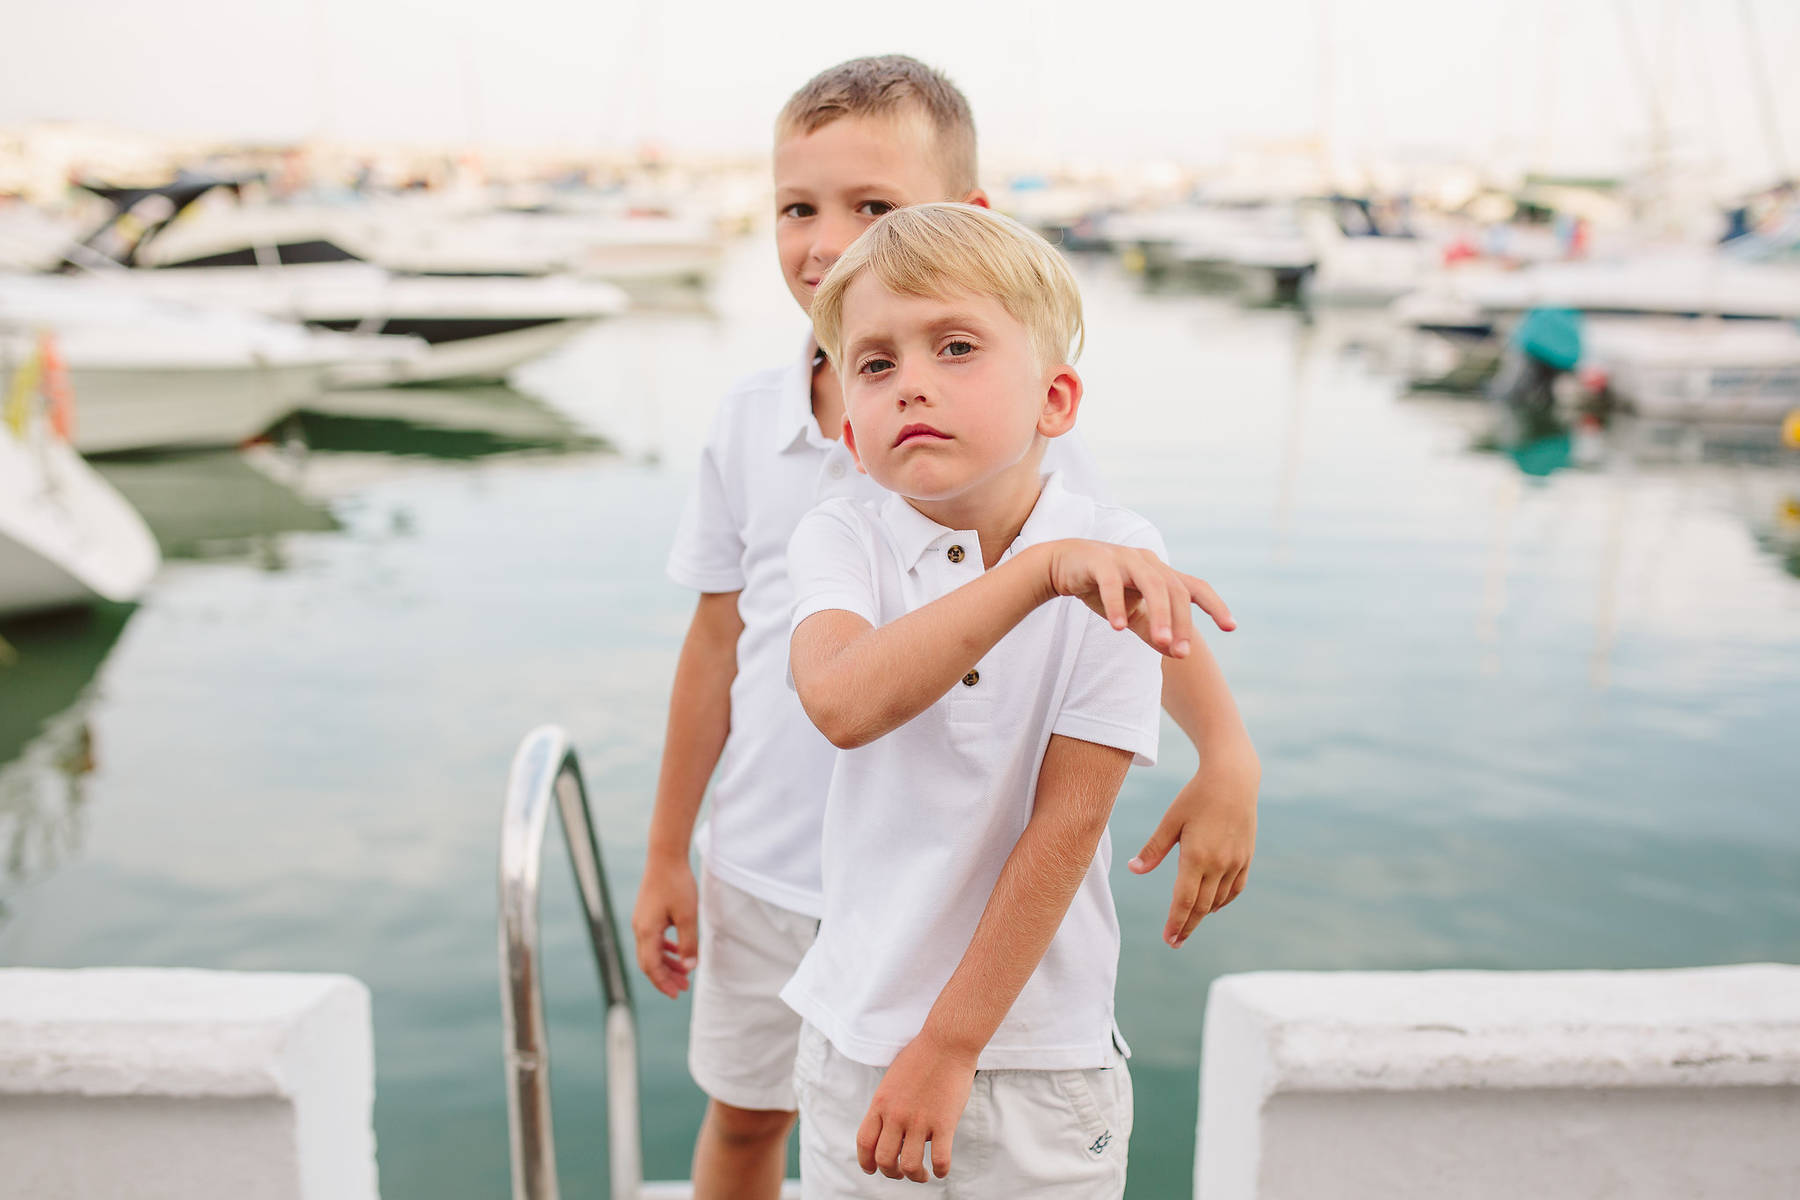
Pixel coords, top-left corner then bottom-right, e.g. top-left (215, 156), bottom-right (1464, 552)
top-left (500, 725), bottom-right (641, 1200)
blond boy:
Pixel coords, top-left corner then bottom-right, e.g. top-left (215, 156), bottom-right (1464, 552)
top-left (633, 56), bottom-right (1258, 1199)
top-left (786, 202), bottom-right (1215, 1195)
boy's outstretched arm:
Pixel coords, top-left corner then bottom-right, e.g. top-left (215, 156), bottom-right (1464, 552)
top-left (1134, 641), bottom-right (1261, 948)
top-left (791, 539), bottom-right (1229, 751)
top-left (857, 734), bottom-right (1131, 1183)
top-left (630, 590), bottom-right (743, 998)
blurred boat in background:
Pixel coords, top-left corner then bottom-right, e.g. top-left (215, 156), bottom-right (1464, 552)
top-left (0, 274), bottom-right (420, 454)
top-left (54, 179), bottom-right (631, 387)
top-left (1580, 317), bottom-right (1800, 423)
top-left (0, 411), bottom-right (159, 620)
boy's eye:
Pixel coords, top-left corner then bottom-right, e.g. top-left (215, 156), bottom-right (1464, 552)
top-left (858, 356), bottom-right (895, 375)
top-left (780, 202), bottom-right (815, 219)
top-left (856, 200), bottom-right (896, 217)
top-left (943, 340), bottom-right (974, 358)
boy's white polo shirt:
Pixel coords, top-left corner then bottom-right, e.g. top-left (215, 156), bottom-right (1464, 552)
top-left (780, 473), bottom-right (1162, 1070)
top-left (665, 337), bottom-right (1106, 917)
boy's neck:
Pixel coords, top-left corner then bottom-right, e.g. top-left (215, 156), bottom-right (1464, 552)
top-left (906, 463), bottom-right (1048, 569)
top-left (809, 344), bottom-right (844, 441)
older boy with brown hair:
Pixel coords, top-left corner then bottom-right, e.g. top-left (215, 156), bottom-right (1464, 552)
top-left (633, 56), bottom-right (1258, 1199)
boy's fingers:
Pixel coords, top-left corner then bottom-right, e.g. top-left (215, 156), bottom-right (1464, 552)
top-left (674, 909), bottom-right (699, 965)
top-left (856, 1110), bottom-right (882, 1175)
top-left (931, 1124), bottom-right (955, 1179)
top-left (1128, 815), bottom-right (1182, 874)
top-left (897, 1127), bottom-right (929, 1183)
top-left (1133, 561), bottom-right (1174, 651)
top-left (1164, 874), bottom-right (1203, 947)
top-left (1180, 573), bottom-right (1236, 632)
top-left (1215, 867), bottom-right (1249, 911)
top-left (1167, 575), bottom-right (1197, 656)
top-left (874, 1118), bottom-right (906, 1179)
top-left (1177, 875), bottom-right (1226, 945)
top-left (1098, 565), bottom-right (1128, 630)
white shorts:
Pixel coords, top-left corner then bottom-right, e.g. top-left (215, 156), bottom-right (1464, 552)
top-left (688, 866), bottom-right (819, 1112)
top-left (793, 1021), bottom-right (1133, 1199)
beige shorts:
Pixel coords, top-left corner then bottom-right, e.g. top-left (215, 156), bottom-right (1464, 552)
top-left (688, 867), bottom-right (819, 1112)
top-left (792, 1021), bottom-right (1133, 1199)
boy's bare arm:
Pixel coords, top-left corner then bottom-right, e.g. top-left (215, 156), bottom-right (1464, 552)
top-left (1132, 640), bottom-right (1261, 947)
top-left (630, 590), bottom-right (743, 998)
top-left (856, 734), bottom-right (1132, 1183)
top-left (791, 540), bottom-right (1229, 751)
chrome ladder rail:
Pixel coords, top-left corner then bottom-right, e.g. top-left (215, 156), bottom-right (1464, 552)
top-left (500, 724), bottom-right (642, 1200)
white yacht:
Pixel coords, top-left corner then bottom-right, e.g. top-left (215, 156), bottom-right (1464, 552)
top-left (1394, 251), bottom-right (1800, 393)
top-left (60, 179), bottom-right (631, 386)
top-left (0, 419), bottom-right (160, 620)
top-left (0, 274), bottom-right (421, 454)
top-left (1580, 317), bottom-right (1800, 422)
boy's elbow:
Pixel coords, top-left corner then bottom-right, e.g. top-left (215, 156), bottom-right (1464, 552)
top-left (795, 685), bottom-right (876, 750)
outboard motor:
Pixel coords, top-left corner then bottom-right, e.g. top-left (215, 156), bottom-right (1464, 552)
top-left (1489, 306), bottom-right (1582, 445)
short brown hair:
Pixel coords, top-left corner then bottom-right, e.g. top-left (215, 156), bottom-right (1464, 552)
top-left (811, 203), bottom-right (1084, 373)
top-left (776, 55), bottom-right (978, 197)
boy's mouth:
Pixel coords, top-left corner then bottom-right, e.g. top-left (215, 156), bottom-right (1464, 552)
top-left (893, 423), bottom-right (950, 448)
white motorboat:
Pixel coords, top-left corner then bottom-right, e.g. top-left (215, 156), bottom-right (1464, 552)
top-left (1580, 317), bottom-right (1800, 422)
top-left (1393, 251), bottom-right (1800, 391)
top-left (60, 180), bottom-right (631, 386)
top-left (0, 419), bottom-right (160, 620)
top-left (0, 274), bottom-right (422, 454)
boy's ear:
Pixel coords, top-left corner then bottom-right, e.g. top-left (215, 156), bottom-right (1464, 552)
top-left (1038, 366), bottom-right (1082, 438)
top-left (842, 415), bottom-right (869, 473)
top-left (963, 188), bottom-right (991, 209)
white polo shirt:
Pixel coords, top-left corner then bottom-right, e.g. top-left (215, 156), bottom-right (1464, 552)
top-left (665, 336), bottom-right (1106, 917)
top-left (780, 474), bottom-right (1163, 1070)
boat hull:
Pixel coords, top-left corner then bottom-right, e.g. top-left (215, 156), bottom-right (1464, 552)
top-left (63, 362), bottom-right (322, 455)
top-left (0, 434), bottom-right (160, 619)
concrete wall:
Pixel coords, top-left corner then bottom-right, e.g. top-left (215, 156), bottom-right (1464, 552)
top-left (1198, 963), bottom-right (1800, 1200)
top-left (0, 969), bottom-right (377, 1200)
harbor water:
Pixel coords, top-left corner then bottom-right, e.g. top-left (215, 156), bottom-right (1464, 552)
top-left (3, 238), bottom-right (1798, 1199)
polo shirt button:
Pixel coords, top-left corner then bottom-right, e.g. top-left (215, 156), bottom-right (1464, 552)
top-left (962, 670), bottom-right (979, 687)
top-left (946, 545), bottom-right (965, 563)
top-left (828, 462), bottom-right (846, 480)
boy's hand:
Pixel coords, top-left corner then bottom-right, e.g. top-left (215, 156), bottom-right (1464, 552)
top-left (1040, 540), bottom-right (1235, 657)
top-left (630, 856), bottom-right (699, 998)
top-left (1129, 745), bottom-right (1259, 947)
top-left (857, 1032), bottom-right (977, 1183)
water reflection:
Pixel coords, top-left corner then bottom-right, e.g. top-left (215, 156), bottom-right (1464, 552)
top-left (94, 449), bottom-right (338, 561)
top-left (0, 605), bottom-right (132, 925)
top-left (292, 384), bottom-right (606, 460)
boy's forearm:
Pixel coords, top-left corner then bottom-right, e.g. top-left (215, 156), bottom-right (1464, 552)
top-left (1161, 636), bottom-right (1256, 763)
top-left (917, 735), bottom-right (1131, 1060)
top-left (791, 545), bottom-right (1054, 749)
top-left (646, 591), bottom-right (743, 864)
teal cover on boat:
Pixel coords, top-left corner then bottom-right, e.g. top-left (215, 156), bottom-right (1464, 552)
top-left (1514, 306), bottom-right (1583, 371)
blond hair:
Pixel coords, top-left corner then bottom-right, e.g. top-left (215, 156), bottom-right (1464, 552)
top-left (776, 55), bottom-right (978, 197)
top-left (811, 203), bottom-right (1085, 373)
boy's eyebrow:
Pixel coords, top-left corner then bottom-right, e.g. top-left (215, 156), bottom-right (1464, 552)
top-left (842, 310), bottom-right (995, 361)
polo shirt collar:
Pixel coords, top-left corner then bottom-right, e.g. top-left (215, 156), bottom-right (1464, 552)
top-left (772, 332), bottom-right (827, 454)
top-left (878, 472), bottom-right (1088, 570)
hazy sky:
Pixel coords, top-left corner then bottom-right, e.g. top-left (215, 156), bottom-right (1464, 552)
top-left (4, 0), bottom-right (1795, 185)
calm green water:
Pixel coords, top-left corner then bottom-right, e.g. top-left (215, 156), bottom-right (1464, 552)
top-left (4, 241), bottom-right (1799, 1199)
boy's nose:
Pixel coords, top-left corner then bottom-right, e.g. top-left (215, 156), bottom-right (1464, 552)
top-left (810, 213), bottom-right (859, 266)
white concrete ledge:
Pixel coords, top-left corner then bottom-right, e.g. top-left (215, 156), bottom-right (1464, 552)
top-left (1199, 963), bottom-right (1800, 1200)
top-left (0, 969), bottom-right (377, 1200)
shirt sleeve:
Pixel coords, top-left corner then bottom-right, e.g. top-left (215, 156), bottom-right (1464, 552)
top-left (1050, 518), bottom-right (1165, 766)
top-left (786, 503), bottom-right (879, 631)
top-left (665, 406), bottom-right (747, 593)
